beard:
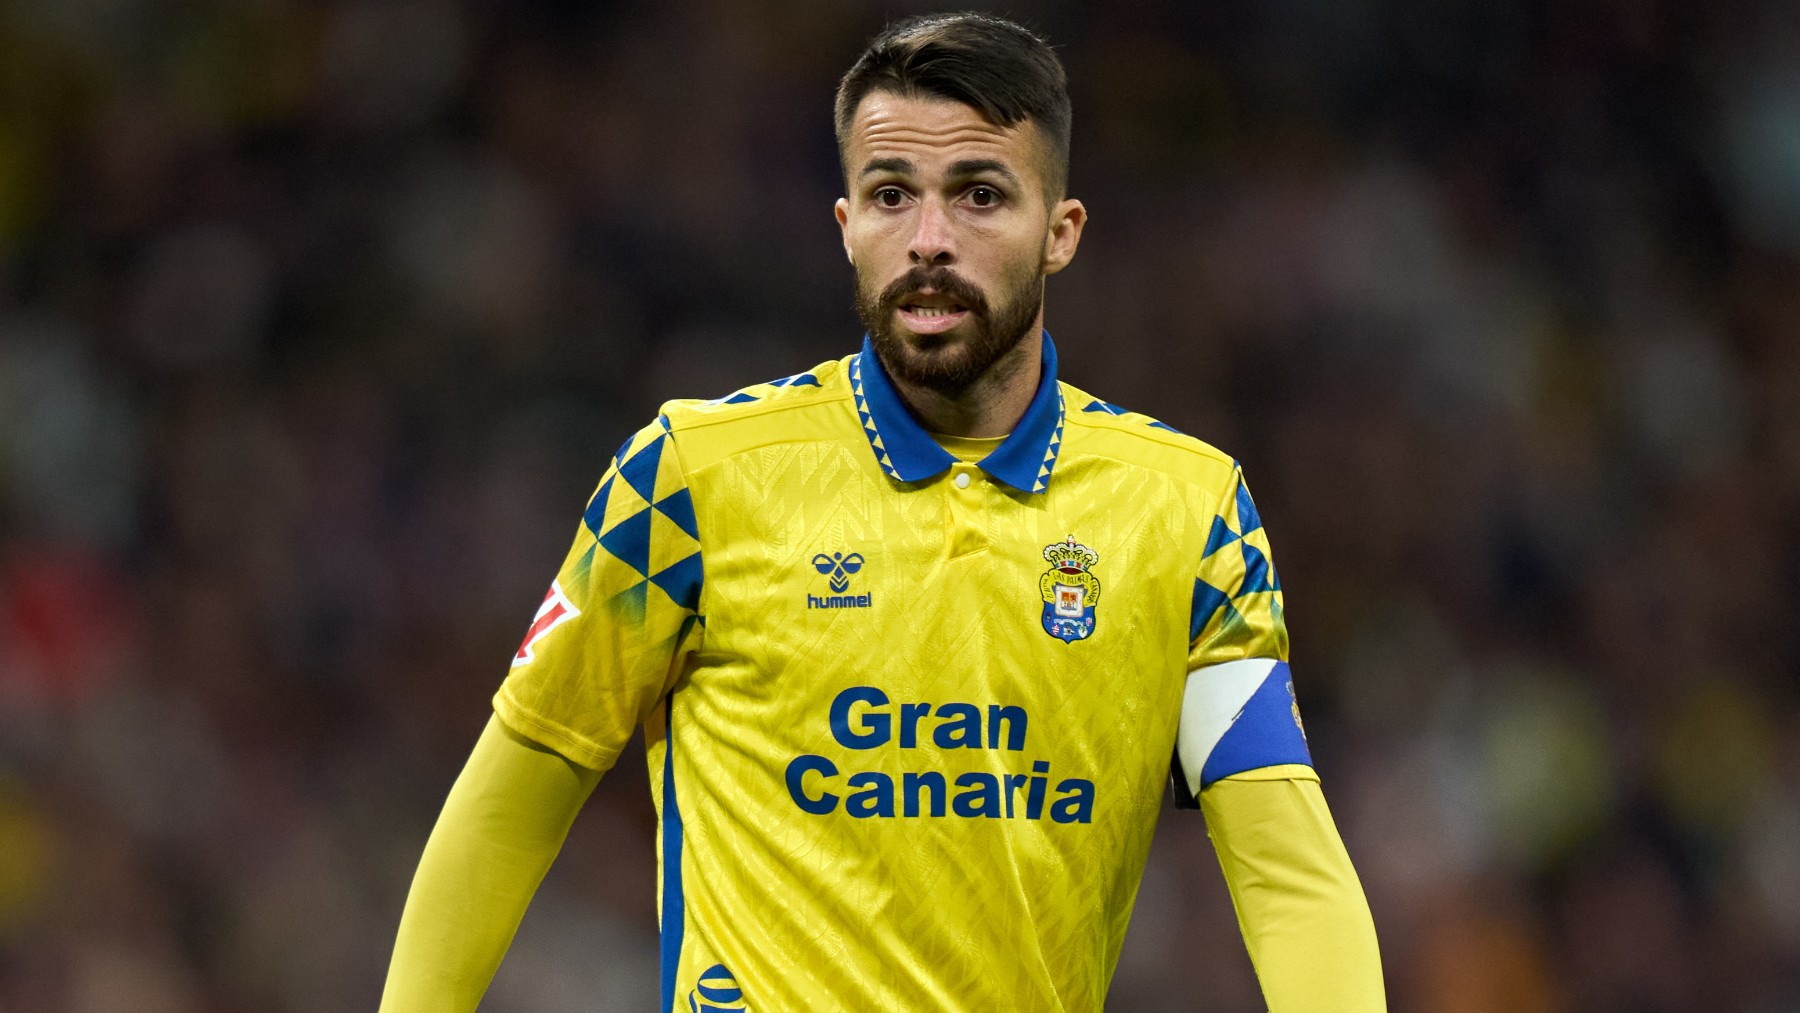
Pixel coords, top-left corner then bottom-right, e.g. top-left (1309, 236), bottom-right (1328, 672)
top-left (854, 258), bottom-right (1045, 398)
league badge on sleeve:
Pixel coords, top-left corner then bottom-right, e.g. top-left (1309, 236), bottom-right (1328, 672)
top-left (1039, 537), bottom-right (1100, 643)
top-left (513, 579), bottom-right (580, 667)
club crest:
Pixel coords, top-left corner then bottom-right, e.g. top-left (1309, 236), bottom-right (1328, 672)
top-left (1039, 537), bottom-right (1100, 643)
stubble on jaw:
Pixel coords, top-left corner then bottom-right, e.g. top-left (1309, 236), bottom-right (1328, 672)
top-left (855, 258), bottom-right (1046, 400)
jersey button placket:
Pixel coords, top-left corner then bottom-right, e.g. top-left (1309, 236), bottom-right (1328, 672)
top-left (945, 464), bottom-right (988, 558)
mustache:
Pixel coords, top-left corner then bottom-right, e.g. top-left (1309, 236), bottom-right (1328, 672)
top-left (878, 265), bottom-right (990, 316)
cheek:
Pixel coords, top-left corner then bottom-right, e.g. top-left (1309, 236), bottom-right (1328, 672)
top-left (959, 207), bottom-right (1043, 249)
top-left (971, 229), bottom-right (1047, 280)
top-left (847, 214), bottom-right (907, 259)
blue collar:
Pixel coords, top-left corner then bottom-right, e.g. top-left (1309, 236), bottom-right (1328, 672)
top-left (850, 331), bottom-right (1067, 494)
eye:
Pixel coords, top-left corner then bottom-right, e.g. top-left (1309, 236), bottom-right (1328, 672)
top-left (967, 186), bottom-right (1002, 208)
top-left (874, 187), bottom-right (907, 208)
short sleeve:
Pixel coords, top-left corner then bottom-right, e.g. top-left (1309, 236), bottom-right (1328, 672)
top-left (1188, 464), bottom-right (1288, 669)
top-left (493, 415), bottom-right (704, 772)
top-left (1171, 466), bottom-right (1310, 806)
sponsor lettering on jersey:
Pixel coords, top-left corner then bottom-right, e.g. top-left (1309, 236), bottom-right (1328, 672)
top-left (784, 686), bottom-right (1096, 823)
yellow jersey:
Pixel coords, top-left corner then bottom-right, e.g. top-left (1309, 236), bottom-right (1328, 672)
top-left (494, 334), bottom-right (1311, 1011)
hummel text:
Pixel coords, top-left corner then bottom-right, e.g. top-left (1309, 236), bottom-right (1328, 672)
top-left (808, 593), bottom-right (873, 609)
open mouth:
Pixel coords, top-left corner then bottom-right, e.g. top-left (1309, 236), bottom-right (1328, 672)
top-left (897, 296), bottom-right (970, 334)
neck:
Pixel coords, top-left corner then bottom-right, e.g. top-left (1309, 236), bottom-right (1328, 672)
top-left (888, 320), bottom-right (1045, 438)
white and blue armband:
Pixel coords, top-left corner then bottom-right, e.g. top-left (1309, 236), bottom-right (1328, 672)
top-left (1170, 658), bottom-right (1312, 808)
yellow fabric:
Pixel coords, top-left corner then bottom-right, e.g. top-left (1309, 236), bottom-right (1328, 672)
top-left (378, 715), bottom-right (599, 1013)
top-left (930, 431), bottom-right (1006, 461)
top-left (490, 351), bottom-right (1338, 1010)
top-left (1203, 765), bottom-right (1386, 1011)
top-left (494, 415), bottom-right (703, 772)
top-left (1187, 466), bottom-right (1288, 671)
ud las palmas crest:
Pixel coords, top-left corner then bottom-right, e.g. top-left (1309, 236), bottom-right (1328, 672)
top-left (1040, 537), bottom-right (1101, 643)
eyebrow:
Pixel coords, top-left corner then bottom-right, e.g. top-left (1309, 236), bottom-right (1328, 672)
top-left (947, 159), bottom-right (1021, 189)
top-left (856, 156), bottom-right (1024, 190)
top-left (859, 157), bottom-right (915, 179)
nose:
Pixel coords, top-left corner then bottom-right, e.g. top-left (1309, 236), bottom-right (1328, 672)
top-left (908, 199), bottom-right (955, 266)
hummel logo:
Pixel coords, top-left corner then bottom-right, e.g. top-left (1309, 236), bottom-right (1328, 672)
top-left (812, 551), bottom-right (863, 592)
top-left (808, 551), bottom-right (872, 609)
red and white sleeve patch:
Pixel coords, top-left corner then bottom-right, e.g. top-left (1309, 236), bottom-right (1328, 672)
top-left (512, 580), bottom-right (581, 667)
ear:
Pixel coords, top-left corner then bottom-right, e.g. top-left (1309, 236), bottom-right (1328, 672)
top-left (834, 197), bottom-right (854, 265)
top-left (1042, 198), bottom-right (1087, 276)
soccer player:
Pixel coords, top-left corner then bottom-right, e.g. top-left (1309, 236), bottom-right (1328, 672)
top-left (381, 13), bottom-right (1384, 1012)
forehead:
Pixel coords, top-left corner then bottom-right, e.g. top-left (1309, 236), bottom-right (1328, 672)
top-left (845, 91), bottom-right (1042, 177)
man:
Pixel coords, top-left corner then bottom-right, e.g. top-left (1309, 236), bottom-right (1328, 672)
top-left (381, 13), bottom-right (1384, 1011)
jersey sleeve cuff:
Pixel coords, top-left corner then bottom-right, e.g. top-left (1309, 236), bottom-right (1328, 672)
top-left (492, 688), bottom-right (618, 773)
top-left (1208, 762), bottom-right (1318, 785)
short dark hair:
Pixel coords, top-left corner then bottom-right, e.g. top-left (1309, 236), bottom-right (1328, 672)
top-left (835, 13), bottom-right (1071, 200)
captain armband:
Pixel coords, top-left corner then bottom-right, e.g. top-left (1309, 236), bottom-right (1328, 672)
top-left (1169, 658), bottom-right (1312, 808)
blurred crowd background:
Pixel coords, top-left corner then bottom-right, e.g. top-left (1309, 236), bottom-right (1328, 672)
top-left (2, 0), bottom-right (1798, 1009)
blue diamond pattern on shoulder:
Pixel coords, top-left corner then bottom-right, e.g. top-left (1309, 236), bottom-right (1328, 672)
top-left (702, 387), bottom-right (759, 406)
top-left (583, 475), bottom-right (614, 536)
top-left (1235, 478), bottom-right (1263, 534)
top-left (599, 508), bottom-right (652, 576)
top-left (1081, 397), bottom-right (1181, 432)
top-left (654, 487), bottom-right (699, 541)
top-left (1191, 578), bottom-right (1231, 641)
top-left (650, 551), bottom-right (703, 612)
top-left (617, 435), bottom-right (664, 504)
top-left (1193, 470), bottom-right (1285, 649)
top-left (1240, 541), bottom-right (1278, 595)
top-left (1202, 515), bottom-right (1241, 558)
top-left (1219, 601), bottom-right (1245, 633)
top-left (705, 370), bottom-right (823, 406)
